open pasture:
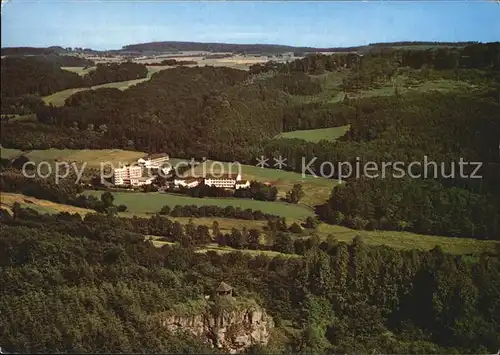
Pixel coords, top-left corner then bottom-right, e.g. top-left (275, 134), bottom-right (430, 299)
top-left (23, 148), bottom-right (146, 167)
top-left (0, 146), bottom-right (23, 160)
top-left (276, 125), bottom-right (350, 143)
top-left (1, 192), bottom-right (94, 215)
top-left (84, 190), bottom-right (316, 220)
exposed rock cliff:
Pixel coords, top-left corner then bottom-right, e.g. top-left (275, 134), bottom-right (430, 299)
top-left (155, 297), bottom-right (274, 354)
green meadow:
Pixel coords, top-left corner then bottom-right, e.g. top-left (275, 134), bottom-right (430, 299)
top-left (84, 190), bottom-right (316, 220)
top-left (276, 125), bottom-right (350, 143)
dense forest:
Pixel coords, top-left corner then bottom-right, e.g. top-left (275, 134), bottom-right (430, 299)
top-left (0, 208), bottom-right (499, 353)
top-left (0, 56), bottom-right (84, 98)
top-left (32, 54), bottom-right (95, 67)
top-left (0, 46), bottom-right (68, 56)
top-left (0, 56), bottom-right (147, 103)
top-left (120, 40), bottom-right (481, 55)
top-left (120, 41), bottom-right (360, 54)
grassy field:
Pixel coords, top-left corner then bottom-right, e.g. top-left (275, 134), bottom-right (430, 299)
top-left (61, 66), bottom-right (96, 76)
top-left (17, 148), bottom-right (146, 167)
top-left (315, 224), bottom-right (499, 256)
top-left (182, 159), bottom-right (338, 207)
top-left (84, 190), bottom-right (315, 220)
top-left (160, 216), bottom-right (499, 255)
top-left (168, 216), bottom-right (269, 233)
top-left (276, 125), bottom-right (350, 143)
top-left (146, 237), bottom-right (297, 258)
top-left (42, 78), bottom-right (150, 106)
top-left (1, 192), bottom-right (94, 215)
top-left (0, 146), bottom-right (23, 160)
top-left (3, 191), bottom-right (497, 256)
top-left (353, 79), bottom-right (476, 99)
top-left (304, 71), bottom-right (476, 105)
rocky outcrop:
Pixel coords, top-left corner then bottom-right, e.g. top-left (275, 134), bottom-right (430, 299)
top-left (157, 298), bottom-right (274, 354)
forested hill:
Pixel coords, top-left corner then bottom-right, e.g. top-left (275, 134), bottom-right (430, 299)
top-left (0, 46), bottom-right (67, 56)
top-left (0, 57), bottom-right (147, 101)
top-left (120, 41), bottom-right (480, 54)
top-left (120, 41), bottom-right (358, 54)
top-left (0, 208), bottom-right (499, 353)
top-left (1, 43), bottom-right (499, 240)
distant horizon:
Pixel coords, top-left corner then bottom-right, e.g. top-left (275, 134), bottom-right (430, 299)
top-left (2, 1), bottom-right (499, 50)
top-left (0, 40), bottom-right (490, 52)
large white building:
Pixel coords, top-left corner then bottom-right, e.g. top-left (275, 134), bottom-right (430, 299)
top-left (112, 166), bottom-right (142, 186)
top-left (138, 153), bottom-right (170, 168)
top-left (204, 173), bottom-right (242, 188)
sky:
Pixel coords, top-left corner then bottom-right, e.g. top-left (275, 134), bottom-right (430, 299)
top-left (1, 0), bottom-right (499, 50)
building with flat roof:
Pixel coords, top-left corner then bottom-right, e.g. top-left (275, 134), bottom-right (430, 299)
top-left (112, 165), bottom-right (142, 186)
top-left (204, 173), bottom-right (242, 188)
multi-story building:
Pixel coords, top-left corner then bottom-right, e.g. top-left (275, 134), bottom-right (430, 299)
top-left (138, 153), bottom-right (170, 168)
top-left (112, 165), bottom-right (142, 186)
top-left (204, 173), bottom-right (242, 188)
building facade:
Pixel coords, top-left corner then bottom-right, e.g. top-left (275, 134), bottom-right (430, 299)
top-left (112, 166), bottom-right (142, 186)
top-left (204, 173), bottom-right (242, 188)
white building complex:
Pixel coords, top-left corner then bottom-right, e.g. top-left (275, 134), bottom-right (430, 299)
top-left (112, 166), bottom-right (142, 186)
top-left (204, 173), bottom-right (250, 189)
top-left (204, 173), bottom-right (242, 188)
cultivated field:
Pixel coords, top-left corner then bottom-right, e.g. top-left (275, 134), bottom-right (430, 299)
top-left (133, 52), bottom-right (291, 70)
top-left (276, 125), bottom-right (350, 143)
top-left (84, 190), bottom-right (316, 220)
